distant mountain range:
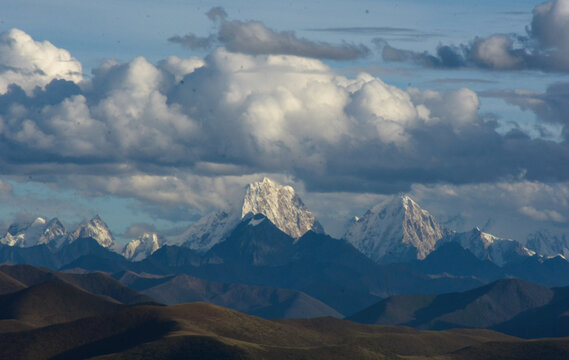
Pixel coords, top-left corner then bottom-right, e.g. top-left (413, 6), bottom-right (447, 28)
top-left (0, 177), bottom-right (558, 265)
top-left (2, 177), bottom-right (569, 322)
top-left (0, 266), bottom-right (569, 359)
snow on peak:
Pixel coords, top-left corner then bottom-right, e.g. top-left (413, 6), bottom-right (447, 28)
top-left (67, 215), bottom-right (115, 248)
top-left (248, 215), bottom-right (265, 227)
top-left (241, 177), bottom-right (324, 239)
top-left (344, 194), bottom-right (445, 264)
top-left (443, 227), bottom-right (533, 266)
top-left (526, 230), bottom-right (569, 259)
top-left (165, 178), bottom-right (322, 252)
top-left (123, 232), bottom-right (162, 261)
top-left (169, 210), bottom-right (240, 252)
top-left (0, 217), bottom-right (65, 247)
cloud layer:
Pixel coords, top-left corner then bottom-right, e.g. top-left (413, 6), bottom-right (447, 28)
top-left (379, 0), bottom-right (569, 72)
top-left (169, 8), bottom-right (370, 60)
top-left (1, 27), bottom-right (569, 238)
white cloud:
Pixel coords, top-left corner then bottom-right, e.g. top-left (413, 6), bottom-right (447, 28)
top-left (380, 0), bottom-right (569, 72)
top-left (520, 206), bottom-right (566, 222)
top-left (411, 181), bottom-right (569, 240)
top-left (347, 73), bottom-right (418, 145)
top-left (408, 87), bottom-right (480, 130)
top-left (470, 35), bottom-right (524, 69)
top-left (531, 0), bottom-right (569, 51)
top-left (3, 29), bottom-right (569, 234)
top-left (0, 29), bottom-right (82, 95)
top-left (158, 56), bottom-right (205, 82)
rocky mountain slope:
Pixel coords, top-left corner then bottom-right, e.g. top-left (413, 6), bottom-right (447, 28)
top-left (122, 232), bottom-right (162, 261)
top-left (0, 217), bottom-right (65, 248)
top-left (344, 195), bottom-right (447, 264)
top-left (241, 177), bottom-right (324, 239)
top-left (442, 227), bottom-right (534, 266)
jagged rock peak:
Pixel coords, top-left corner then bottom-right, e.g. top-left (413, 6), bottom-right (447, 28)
top-left (443, 227), bottom-right (535, 266)
top-left (123, 232), bottom-right (162, 261)
top-left (67, 215), bottom-right (114, 248)
top-left (344, 194), bottom-right (446, 264)
top-left (241, 177), bottom-right (324, 239)
top-left (1, 217), bottom-right (65, 247)
top-left (6, 217), bottom-right (45, 236)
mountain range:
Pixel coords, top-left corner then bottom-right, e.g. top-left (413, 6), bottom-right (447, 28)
top-left (2, 275), bottom-right (559, 360)
top-left (3, 178), bottom-right (569, 357)
top-left (2, 177), bottom-right (569, 321)
top-left (0, 177), bottom-right (554, 266)
top-left (1, 268), bottom-right (569, 359)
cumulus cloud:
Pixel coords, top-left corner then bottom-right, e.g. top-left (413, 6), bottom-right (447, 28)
top-left (379, 0), bottom-right (569, 72)
top-left (4, 29), bottom-right (569, 228)
top-left (411, 181), bottom-right (569, 240)
top-left (377, 35), bottom-right (529, 70)
top-left (0, 53), bottom-right (201, 164)
top-left (482, 81), bottom-right (569, 140)
top-left (0, 29), bottom-right (82, 95)
top-left (169, 7), bottom-right (370, 60)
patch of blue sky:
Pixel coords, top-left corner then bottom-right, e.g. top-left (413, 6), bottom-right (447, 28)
top-left (0, 0), bottom-right (546, 74)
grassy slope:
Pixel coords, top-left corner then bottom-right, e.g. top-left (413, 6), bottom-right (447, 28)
top-left (0, 301), bottom-right (539, 360)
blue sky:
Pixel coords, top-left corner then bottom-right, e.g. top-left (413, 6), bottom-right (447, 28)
top-left (1, 0), bottom-right (569, 242)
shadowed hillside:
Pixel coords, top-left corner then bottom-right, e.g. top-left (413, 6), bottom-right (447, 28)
top-left (348, 278), bottom-right (554, 331)
top-left (0, 281), bottom-right (124, 327)
top-left (142, 273), bottom-right (342, 318)
top-left (2, 301), bottom-right (563, 360)
top-left (0, 264), bottom-right (155, 305)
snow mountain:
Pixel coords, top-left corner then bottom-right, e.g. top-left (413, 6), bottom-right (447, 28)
top-left (343, 195), bottom-right (446, 264)
top-left (170, 177), bottom-right (324, 254)
top-left (0, 217), bottom-right (65, 247)
top-left (241, 177), bottom-right (324, 239)
top-left (442, 227), bottom-right (535, 267)
top-left (525, 230), bottom-right (569, 259)
top-left (169, 211), bottom-right (240, 252)
top-left (66, 215), bottom-right (115, 249)
top-left (123, 233), bottom-right (162, 261)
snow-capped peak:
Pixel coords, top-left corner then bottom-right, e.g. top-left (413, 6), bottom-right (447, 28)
top-left (123, 232), bottom-right (162, 261)
top-left (0, 217), bottom-right (65, 247)
top-left (241, 177), bottom-right (324, 239)
top-left (166, 178), bottom-right (323, 253)
top-left (168, 210), bottom-right (240, 252)
top-left (67, 215), bottom-right (115, 248)
top-left (525, 230), bottom-right (569, 259)
top-left (443, 227), bottom-right (534, 266)
top-left (344, 194), bottom-right (446, 264)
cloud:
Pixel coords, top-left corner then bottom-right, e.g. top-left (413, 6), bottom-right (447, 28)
top-left (4, 29), bottom-right (569, 227)
top-left (520, 206), bottom-right (565, 222)
top-left (377, 35), bottom-right (527, 70)
top-left (411, 181), bottom-right (569, 240)
top-left (168, 34), bottom-right (217, 50)
top-left (481, 82), bottom-right (569, 140)
top-left (205, 6), bottom-right (227, 21)
top-left (307, 27), bottom-right (441, 43)
top-left (379, 0), bottom-right (569, 72)
top-left (0, 179), bottom-right (13, 195)
top-left (169, 7), bottom-right (370, 60)
top-left (0, 29), bottom-right (82, 95)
